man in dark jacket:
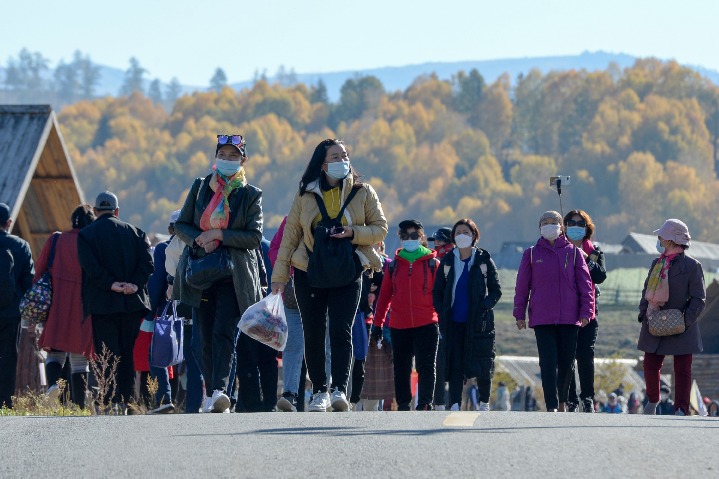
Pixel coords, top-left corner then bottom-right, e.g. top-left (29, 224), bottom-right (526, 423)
top-left (77, 192), bottom-right (153, 412)
top-left (0, 203), bottom-right (34, 408)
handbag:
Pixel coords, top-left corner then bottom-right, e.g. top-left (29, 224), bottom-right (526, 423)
top-left (647, 308), bottom-right (686, 337)
top-left (185, 246), bottom-right (234, 290)
top-left (150, 300), bottom-right (185, 368)
top-left (20, 233), bottom-right (60, 324)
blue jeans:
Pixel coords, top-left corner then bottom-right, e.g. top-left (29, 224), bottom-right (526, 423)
top-left (282, 307), bottom-right (304, 395)
top-left (150, 364), bottom-right (171, 407)
top-left (183, 322), bottom-right (204, 413)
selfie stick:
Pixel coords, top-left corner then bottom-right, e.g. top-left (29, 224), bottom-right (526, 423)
top-left (556, 178), bottom-right (564, 219)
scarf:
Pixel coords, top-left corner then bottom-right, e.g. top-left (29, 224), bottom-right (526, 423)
top-left (645, 244), bottom-right (684, 314)
top-left (581, 239), bottom-right (595, 256)
top-left (199, 169), bottom-right (246, 231)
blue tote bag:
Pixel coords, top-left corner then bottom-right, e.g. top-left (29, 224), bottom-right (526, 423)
top-left (150, 300), bottom-right (185, 368)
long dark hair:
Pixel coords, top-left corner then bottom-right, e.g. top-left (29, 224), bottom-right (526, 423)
top-left (72, 204), bottom-right (96, 229)
top-left (299, 139), bottom-right (362, 195)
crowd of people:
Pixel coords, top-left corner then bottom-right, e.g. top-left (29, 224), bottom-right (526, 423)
top-left (0, 134), bottom-right (710, 416)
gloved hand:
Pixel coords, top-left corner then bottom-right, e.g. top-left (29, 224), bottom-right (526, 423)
top-left (370, 325), bottom-right (383, 341)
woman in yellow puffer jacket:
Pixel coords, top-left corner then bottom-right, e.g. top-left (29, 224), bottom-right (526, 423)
top-left (271, 139), bottom-right (387, 412)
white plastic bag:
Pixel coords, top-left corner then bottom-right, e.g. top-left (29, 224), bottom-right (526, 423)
top-left (238, 293), bottom-right (288, 351)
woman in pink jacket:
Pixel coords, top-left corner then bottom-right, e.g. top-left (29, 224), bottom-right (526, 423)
top-left (513, 211), bottom-right (594, 412)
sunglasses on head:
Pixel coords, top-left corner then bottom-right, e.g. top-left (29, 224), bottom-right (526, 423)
top-left (400, 231), bottom-right (420, 240)
top-left (217, 134), bottom-right (244, 146)
top-left (565, 219), bottom-right (587, 227)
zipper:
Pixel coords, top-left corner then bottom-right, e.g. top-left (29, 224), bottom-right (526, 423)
top-left (408, 262), bottom-right (415, 327)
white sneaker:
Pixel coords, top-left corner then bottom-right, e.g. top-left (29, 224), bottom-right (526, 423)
top-left (330, 388), bottom-right (349, 411)
top-left (210, 390), bottom-right (230, 413)
top-left (450, 403), bottom-right (460, 411)
top-left (478, 402), bottom-right (490, 412)
top-left (309, 391), bottom-right (331, 412)
top-left (201, 397), bottom-right (213, 413)
top-left (434, 405), bottom-right (446, 411)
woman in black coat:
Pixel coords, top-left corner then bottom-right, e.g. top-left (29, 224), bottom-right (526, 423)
top-left (432, 218), bottom-right (502, 411)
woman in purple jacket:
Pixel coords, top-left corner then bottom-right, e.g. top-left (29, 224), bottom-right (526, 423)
top-left (513, 211), bottom-right (594, 412)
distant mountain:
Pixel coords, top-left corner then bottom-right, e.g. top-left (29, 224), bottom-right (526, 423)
top-left (2, 51), bottom-right (718, 101)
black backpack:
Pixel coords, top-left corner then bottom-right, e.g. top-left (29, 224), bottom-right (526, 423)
top-left (0, 247), bottom-right (16, 308)
top-left (306, 187), bottom-right (360, 289)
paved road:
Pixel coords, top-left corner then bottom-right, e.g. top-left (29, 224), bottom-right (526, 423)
top-left (1, 411), bottom-right (717, 478)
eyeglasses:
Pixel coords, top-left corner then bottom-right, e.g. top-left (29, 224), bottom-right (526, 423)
top-left (217, 134), bottom-right (244, 146)
top-left (400, 232), bottom-right (420, 240)
top-left (565, 219), bottom-right (587, 227)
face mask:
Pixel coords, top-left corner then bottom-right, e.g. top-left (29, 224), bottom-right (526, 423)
top-left (454, 234), bottom-right (473, 249)
top-left (566, 226), bottom-right (586, 241)
top-left (403, 240), bottom-right (420, 252)
top-left (656, 240), bottom-right (665, 255)
top-left (326, 161), bottom-right (350, 180)
top-left (540, 224), bottom-right (561, 241)
top-left (660, 392), bottom-right (669, 401)
top-left (215, 159), bottom-right (241, 177)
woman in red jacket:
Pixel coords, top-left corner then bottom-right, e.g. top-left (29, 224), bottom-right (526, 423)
top-left (36, 205), bottom-right (96, 408)
top-left (374, 219), bottom-right (439, 411)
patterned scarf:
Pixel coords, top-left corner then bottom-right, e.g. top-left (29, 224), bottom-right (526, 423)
top-left (199, 168), bottom-right (246, 231)
top-left (645, 244), bottom-right (684, 314)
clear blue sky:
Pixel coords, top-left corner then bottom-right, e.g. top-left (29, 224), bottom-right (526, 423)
top-left (1, 0), bottom-right (717, 86)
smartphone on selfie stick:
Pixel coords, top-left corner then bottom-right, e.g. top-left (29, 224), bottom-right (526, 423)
top-left (549, 175), bottom-right (570, 218)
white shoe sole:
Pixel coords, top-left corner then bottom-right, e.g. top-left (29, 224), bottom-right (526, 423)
top-left (308, 403), bottom-right (330, 412)
top-left (211, 395), bottom-right (231, 413)
top-left (277, 397), bottom-right (297, 412)
top-left (331, 398), bottom-right (349, 412)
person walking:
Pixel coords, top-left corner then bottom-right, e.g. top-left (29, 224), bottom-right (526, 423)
top-left (374, 219), bottom-right (439, 411)
top-left (77, 192), bottom-right (154, 413)
top-left (563, 210), bottom-right (607, 413)
top-left (165, 210), bottom-right (204, 413)
top-left (271, 138), bottom-right (388, 412)
top-left (639, 219), bottom-right (705, 416)
top-left (175, 134), bottom-right (263, 413)
top-left (433, 218), bottom-right (502, 412)
top-left (268, 217), bottom-right (304, 412)
top-left (428, 227), bottom-right (453, 409)
top-left (0, 203), bottom-right (34, 409)
top-left (513, 211), bottom-right (594, 412)
top-left (35, 205), bottom-right (96, 409)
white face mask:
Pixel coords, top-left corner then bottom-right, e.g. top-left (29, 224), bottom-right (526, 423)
top-left (540, 224), bottom-right (561, 240)
top-left (454, 234), bottom-right (473, 249)
top-left (326, 161), bottom-right (350, 180)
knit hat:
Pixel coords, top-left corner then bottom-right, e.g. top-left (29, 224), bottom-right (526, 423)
top-left (654, 219), bottom-right (691, 246)
top-left (539, 210), bottom-right (562, 226)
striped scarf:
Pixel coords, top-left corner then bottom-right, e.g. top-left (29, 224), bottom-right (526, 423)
top-left (200, 169), bottom-right (246, 231)
top-left (645, 244), bottom-right (684, 314)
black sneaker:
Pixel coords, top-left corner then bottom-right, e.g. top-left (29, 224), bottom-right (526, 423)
top-left (567, 401), bottom-right (578, 413)
top-left (582, 398), bottom-right (595, 413)
top-left (149, 403), bottom-right (175, 414)
top-left (277, 392), bottom-right (298, 412)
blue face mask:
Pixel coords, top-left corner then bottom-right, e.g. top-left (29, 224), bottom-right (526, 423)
top-left (656, 240), bottom-right (665, 255)
top-left (216, 159), bottom-right (241, 177)
top-left (403, 240), bottom-right (420, 252)
top-left (326, 161), bottom-right (350, 180)
top-left (566, 226), bottom-right (586, 241)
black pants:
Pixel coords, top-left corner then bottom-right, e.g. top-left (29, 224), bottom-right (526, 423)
top-left (447, 322), bottom-right (466, 407)
top-left (195, 280), bottom-right (240, 396)
top-left (0, 317), bottom-right (20, 408)
top-left (294, 269), bottom-right (361, 394)
top-left (434, 337), bottom-right (447, 406)
top-left (568, 319), bottom-right (598, 404)
top-left (92, 313), bottom-right (142, 404)
top-left (534, 324), bottom-right (579, 411)
top-left (235, 333), bottom-right (278, 412)
top-left (391, 323), bottom-right (439, 410)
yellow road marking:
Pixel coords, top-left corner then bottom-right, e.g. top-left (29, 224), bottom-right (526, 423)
top-left (442, 412), bottom-right (480, 427)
